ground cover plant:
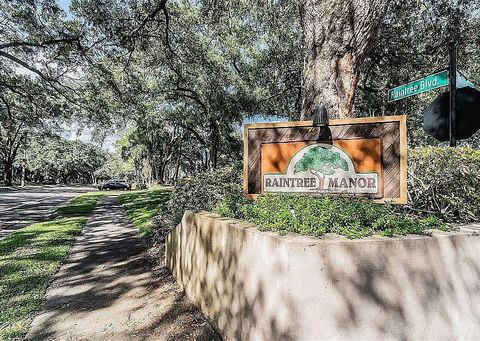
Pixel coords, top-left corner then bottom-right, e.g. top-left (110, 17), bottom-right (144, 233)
top-left (0, 193), bottom-right (103, 340)
top-left (118, 189), bottom-right (171, 237)
top-left (214, 193), bottom-right (447, 239)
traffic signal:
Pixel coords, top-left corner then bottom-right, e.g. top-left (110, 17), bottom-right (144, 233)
top-left (423, 87), bottom-right (480, 142)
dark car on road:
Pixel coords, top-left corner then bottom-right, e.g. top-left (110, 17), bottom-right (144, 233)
top-left (98, 181), bottom-right (131, 191)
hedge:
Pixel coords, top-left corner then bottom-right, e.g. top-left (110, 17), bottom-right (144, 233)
top-left (215, 193), bottom-right (445, 238)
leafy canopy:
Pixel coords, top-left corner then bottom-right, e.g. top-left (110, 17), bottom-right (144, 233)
top-left (294, 146), bottom-right (349, 175)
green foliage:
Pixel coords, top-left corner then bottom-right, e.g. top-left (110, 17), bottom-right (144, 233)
top-left (408, 147), bottom-right (480, 222)
top-left (215, 193), bottom-right (446, 239)
top-left (118, 189), bottom-right (171, 237)
top-left (93, 152), bottom-right (134, 183)
top-left (153, 163), bottom-right (242, 239)
top-left (294, 146), bottom-right (349, 175)
top-left (70, 0), bottom-right (301, 180)
top-left (0, 0), bottom-right (107, 185)
top-left (0, 192), bottom-right (101, 340)
top-left (357, 0), bottom-right (480, 148)
top-left (3, 0), bottom-right (480, 190)
top-left (169, 164), bottom-right (241, 212)
top-left (135, 183), bottom-right (148, 190)
top-left (112, 118), bottom-right (187, 186)
top-left (19, 134), bottom-right (106, 185)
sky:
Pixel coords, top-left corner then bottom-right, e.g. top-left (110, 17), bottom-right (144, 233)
top-left (57, 0), bottom-right (71, 15)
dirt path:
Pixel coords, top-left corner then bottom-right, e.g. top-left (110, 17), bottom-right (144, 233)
top-left (26, 196), bottom-right (219, 340)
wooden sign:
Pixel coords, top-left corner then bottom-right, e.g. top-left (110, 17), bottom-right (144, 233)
top-left (243, 116), bottom-right (407, 204)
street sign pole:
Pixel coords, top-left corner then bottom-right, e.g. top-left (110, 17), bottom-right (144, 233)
top-left (449, 41), bottom-right (457, 147)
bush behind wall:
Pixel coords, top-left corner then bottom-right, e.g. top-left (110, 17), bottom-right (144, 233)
top-left (152, 163), bottom-right (242, 240)
top-left (407, 147), bottom-right (480, 222)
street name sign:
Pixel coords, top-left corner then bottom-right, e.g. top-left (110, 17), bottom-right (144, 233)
top-left (388, 70), bottom-right (449, 102)
top-left (243, 116), bottom-right (407, 204)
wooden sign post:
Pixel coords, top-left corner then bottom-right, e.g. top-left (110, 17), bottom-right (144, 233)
top-left (243, 115), bottom-right (407, 204)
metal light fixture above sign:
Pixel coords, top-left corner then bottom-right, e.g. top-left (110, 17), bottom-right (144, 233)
top-left (313, 105), bottom-right (329, 127)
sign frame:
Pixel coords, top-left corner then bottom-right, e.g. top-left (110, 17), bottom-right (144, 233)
top-left (243, 115), bottom-right (407, 204)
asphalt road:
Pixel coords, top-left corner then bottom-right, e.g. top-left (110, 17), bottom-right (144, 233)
top-left (0, 186), bottom-right (93, 240)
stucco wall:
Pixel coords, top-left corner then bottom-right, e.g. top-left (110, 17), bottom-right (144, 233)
top-left (165, 211), bottom-right (480, 340)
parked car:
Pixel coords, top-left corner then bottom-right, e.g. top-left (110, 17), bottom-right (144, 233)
top-left (98, 180), bottom-right (131, 191)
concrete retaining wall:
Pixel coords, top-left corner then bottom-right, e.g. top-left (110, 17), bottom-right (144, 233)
top-left (165, 211), bottom-right (480, 340)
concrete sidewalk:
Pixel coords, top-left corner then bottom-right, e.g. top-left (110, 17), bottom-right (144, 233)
top-left (26, 196), bottom-right (218, 340)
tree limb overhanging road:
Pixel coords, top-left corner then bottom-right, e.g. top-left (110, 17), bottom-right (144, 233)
top-left (0, 186), bottom-right (92, 240)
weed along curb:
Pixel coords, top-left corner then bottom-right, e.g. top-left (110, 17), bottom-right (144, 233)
top-left (166, 211), bottom-right (480, 340)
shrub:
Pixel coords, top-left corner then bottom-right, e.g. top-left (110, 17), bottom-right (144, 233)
top-left (214, 193), bottom-right (446, 239)
top-left (152, 147), bottom-right (478, 242)
top-left (407, 147), bottom-right (480, 222)
top-left (134, 183), bottom-right (148, 190)
top-left (152, 163), bottom-right (242, 239)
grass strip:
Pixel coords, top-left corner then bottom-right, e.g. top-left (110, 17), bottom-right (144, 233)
top-left (55, 193), bottom-right (103, 216)
top-left (118, 189), bottom-right (171, 237)
top-left (0, 192), bottom-right (104, 340)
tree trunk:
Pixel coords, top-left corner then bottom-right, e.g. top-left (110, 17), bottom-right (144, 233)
top-left (4, 158), bottom-right (14, 186)
top-left (300, 0), bottom-right (390, 119)
top-left (21, 164), bottom-right (25, 187)
top-left (174, 141), bottom-right (183, 183)
top-left (310, 170), bottom-right (325, 191)
top-left (209, 118), bottom-right (220, 169)
top-left (20, 145), bottom-right (26, 187)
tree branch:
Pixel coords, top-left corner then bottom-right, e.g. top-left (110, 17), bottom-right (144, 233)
top-left (0, 50), bottom-right (53, 81)
top-left (172, 121), bottom-right (207, 146)
top-left (0, 36), bottom-right (79, 50)
top-left (0, 96), bottom-right (13, 120)
top-left (259, 86), bottom-right (299, 103)
top-left (130, 0), bottom-right (168, 38)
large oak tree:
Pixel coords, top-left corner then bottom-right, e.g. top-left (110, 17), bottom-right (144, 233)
top-left (300, 0), bottom-right (390, 119)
